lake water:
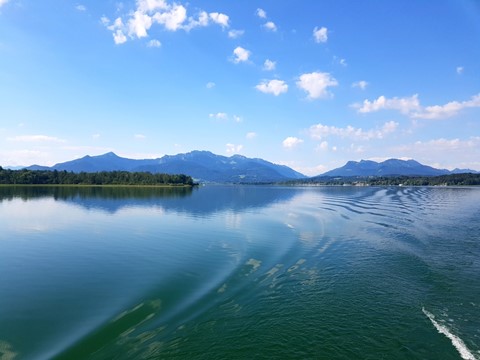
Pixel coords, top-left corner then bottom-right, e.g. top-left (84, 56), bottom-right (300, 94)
top-left (0, 185), bottom-right (479, 360)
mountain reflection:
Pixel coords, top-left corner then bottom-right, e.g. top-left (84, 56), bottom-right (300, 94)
top-left (0, 185), bottom-right (299, 216)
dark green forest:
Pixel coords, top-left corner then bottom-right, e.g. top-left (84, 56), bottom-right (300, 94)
top-left (0, 167), bottom-right (195, 186)
top-left (288, 173), bottom-right (480, 186)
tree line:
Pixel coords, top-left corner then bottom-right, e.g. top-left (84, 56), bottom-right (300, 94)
top-left (0, 167), bottom-right (196, 186)
top-left (287, 173), bottom-right (480, 186)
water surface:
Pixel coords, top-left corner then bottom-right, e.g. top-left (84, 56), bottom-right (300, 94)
top-left (0, 185), bottom-right (479, 359)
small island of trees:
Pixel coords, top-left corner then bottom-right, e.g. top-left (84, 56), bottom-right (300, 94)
top-left (0, 167), bottom-right (196, 186)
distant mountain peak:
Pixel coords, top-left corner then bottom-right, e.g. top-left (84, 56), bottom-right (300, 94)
top-left (320, 158), bottom-right (450, 177)
top-left (24, 150), bottom-right (306, 183)
top-left (97, 151), bottom-right (120, 158)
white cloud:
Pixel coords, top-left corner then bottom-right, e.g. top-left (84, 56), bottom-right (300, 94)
top-left (339, 58), bottom-right (347, 67)
top-left (246, 132), bottom-right (257, 140)
top-left (209, 12), bottom-right (229, 28)
top-left (356, 93), bottom-right (480, 120)
top-left (129, 10), bottom-right (154, 38)
top-left (7, 135), bottom-right (67, 143)
top-left (206, 82), bottom-right (215, 89)
top-left (296, 72), bottom-right (338, 99)
top-left (256, 8), bottom-right (267, 19)
top-left (147, 39), bottom-right (161, 47)
top-left (137, 0), bottom-right (168, 13)
top-left (256, 79), bottom-right (288, 96)
top-left (182, 11), bottom-right (209, 31)
top-left (92, 134), bottom-right (101, 139)
top-left (308, 121), bottom-right (398, 141)
top-left (232, 46), bottom-right (250, 63)
top-left (313, 26), bottom-right (328, 43)
top-left (104, 17), bottom-right (128, 44)
top-left (263, 59), bottom-right (276, 71)
top-left (101, 16), bottom-right (110, 26)
top-left (233, 115), bottom-right (242, 123)
top-left (134, 134), bottom-right (146, 139)
top-left (456, 66), bottom-right (464, 75)
top-left (352, 80), bottom-right (368, 90)
top-left (356, 94), bottom-right (421, 114)
top-left (264, 21), bottom-right (277, 32)
top-left (103, 1), bottom-right (229, 44)
top-left (0, 0), bottom-right (9, 7)
top-left (152, 4), bottom-right (186, 31)
top-left (413, 93), bottom-right (480, 119)
top-left (392, 137), bottom-right (480, 171)
top-left (226, 143), bottom-right (243, 154)
top-left (76, 4), bottom-right (86, 11)
top-left (113, 30), bottom-right (127, 44)
top-left (228, 29), bottom-right (244, 39)
top-left (283, 137), bottom-right (304, 149)
top-left (209, 112), bottom-right (228, 120)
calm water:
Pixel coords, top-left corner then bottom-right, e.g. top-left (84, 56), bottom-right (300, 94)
top-left (0, 185), bottom-right (479, 360)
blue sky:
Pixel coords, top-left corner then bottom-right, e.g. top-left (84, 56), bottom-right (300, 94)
top-left (1, 0), bottom-right (479, 175)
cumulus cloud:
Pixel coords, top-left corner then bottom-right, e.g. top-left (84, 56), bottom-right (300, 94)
top-left (152, 4), bottom-right (186, 31)
top-left (226, 143), bottom-right (243, 154)
top-left (7, 135), bottom-right (67, 143)
top-left (352, 80), bottom-right (368, 90)
top-left (76, 4), bottom-right (86, 11)
top-left (308, 121), bottom-right (398, 141)
top-left (102, 1), bottom-right (230, 44)
top-left (355, 93), bottom-right (480, 120)
top-left (209, 12), bottom-right (229, 28)
top-left (246, 132), bottom-right (257, 140)
top-left (297, 72), bottom-right (338, 99)
top-left (456, 66), bottom-right (464, 75)
top-left (355, 94), bottom-right (421, 114)
top-left (102, 17), bottom-right (128, 44)
top-left (113, 30), bottom-right (128, 44)
top-left (413, 93), bottom-right (480, 119)
top-left (392, 137), bottom-right (480, 171)
top-left (256, 79), bottom-right (288, 96)
top-left (263, 59), bottom-right (276, 71)
top-left (137, 0), bottom-right (168, 13)
top-left (134, 134), bottom-right (146, 139)
top-left (313, 26), bottom-right (328, 43)
top-left (264, 21), bottom-right (277, 32)
top-left (283, 137), bottom-right (304, 149)
top-left (147, 39), bottom-right (161, 47)
top-left (209, 112), bottom-right (228, 120)
top-left (232, 46), bottom-right (250, 63)
top-left (228, 29), bottom-right (244, 39)
top-left (206, 82), bottom-right (215, 89)
top-left (256, 8), bottom-right (267, 19)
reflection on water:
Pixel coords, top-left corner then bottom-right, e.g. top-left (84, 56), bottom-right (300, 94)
top-left (0, 185), bottom-right (479, 360)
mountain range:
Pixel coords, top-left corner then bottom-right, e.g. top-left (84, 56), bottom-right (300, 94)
top-left (26, 151), bottom-right (305, 183)
top-left (23, 152), bottom-right (477, 183)
top-left (319, 159), bottom-right (477, 177)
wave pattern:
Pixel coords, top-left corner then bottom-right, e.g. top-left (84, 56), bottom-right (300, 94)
top-left (1, 186), bottom-right (479, 359)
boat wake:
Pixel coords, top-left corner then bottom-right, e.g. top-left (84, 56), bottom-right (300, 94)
top-left (422, 307), bottom-right (477, 360)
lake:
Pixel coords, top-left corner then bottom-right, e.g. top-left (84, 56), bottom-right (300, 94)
top-left (0, 185), bottom-right (479, 360)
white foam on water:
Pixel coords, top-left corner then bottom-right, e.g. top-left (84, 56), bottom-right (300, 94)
top-left (422, 307), bottom-right (477, 360)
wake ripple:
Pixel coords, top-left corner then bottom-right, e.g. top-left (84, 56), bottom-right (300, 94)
top-left (422, 307), bottom-right (477, 360)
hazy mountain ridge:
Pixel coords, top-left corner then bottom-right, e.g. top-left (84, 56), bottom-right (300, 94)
top-left (26, 151), bottom-right (306, 183)
top-left (319, 159), bottom-right (478, 178)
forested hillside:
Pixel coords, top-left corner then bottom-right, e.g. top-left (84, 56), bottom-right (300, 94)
top-left (0, 167), bottom-right (195, 186)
